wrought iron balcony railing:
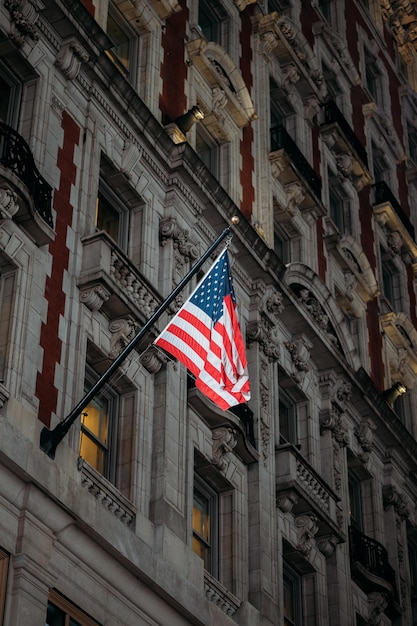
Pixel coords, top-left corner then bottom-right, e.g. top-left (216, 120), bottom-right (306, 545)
top-left (349, 526), bottom-right (397, 598)
top-left (0, 121), bottom-right (53, 228)
top-left (322, 101), bottom-right (368, 168)
top-left (372, 180), bottom-right (415, 241)
top-left (270, 125), bottom-right (322, 200)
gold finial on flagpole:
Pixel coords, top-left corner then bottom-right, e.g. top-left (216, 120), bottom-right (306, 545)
top-left (231, 216), bottom-right (239, 225)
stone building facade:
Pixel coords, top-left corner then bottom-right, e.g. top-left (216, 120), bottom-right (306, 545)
top-left (1, 0), bottom-right (417, 624)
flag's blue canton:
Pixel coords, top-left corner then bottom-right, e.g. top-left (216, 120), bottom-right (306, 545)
top-left (190, 252), bottom-right (236, 323)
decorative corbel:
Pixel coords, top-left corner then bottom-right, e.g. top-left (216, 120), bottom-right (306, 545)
top-left (277, 490), bottom-right (298, 513)
top-left (295, 514), bottom-right (319, 556)
top-left (79, 284), bottom-right (110, 312)
top-left (55, 38), bottom-right (89, 80)
top-left (109, 317), bottom-right (138, 359)
top-left (212, 426), bottom-right (237, 471)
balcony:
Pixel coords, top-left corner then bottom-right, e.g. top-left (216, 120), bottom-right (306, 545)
top-left (349, 526), bottom-right (399, 614)
top-left (269, 126), bottom-right (324, 220)
top-left (275, 443), bottom-right (344, 546)
top-left (0, 121), bottom-right (54, 245)
top-left (320, 101), bottom-right (372, 191)
top-left (372, 181), bottom-right (417, 262)
top-left (77, 231), bottom-right (161, 346)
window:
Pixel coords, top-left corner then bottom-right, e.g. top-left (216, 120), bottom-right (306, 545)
top-left (198, 0), bottom-right (229, 48)
top-left (46, 590), bottom-right (100, 626)
top-left (192, 475), bottom-right (219, 577)
top-left (106, 4), bottom-right (137, 81)
top-left (270, 77), bottom-right (296, 140)
top-left (95, 179), bottom-right (129, 251)
top-left (372, 142), bottom-right (390, 185)
top-left (348, 471), bottom-right (363, 530)
top-left (79, 369), bottom-right (119, 483)
top-left (196, 124), bottom-right (220, 178)
top-left (0, 60), bottom-right (21, 127)
top-left (328, 169), bottom-right (350, 234)
top-left (279, 389), bottom-right (297, 445)
top-left (274, 226), bottom-right (291, 263)
top-left (364, 47), bottom-right (382, 103)
top-left (283, 561), bottom-right (302, 626)
top-left (408, 125), bottom-right (417, 165)
top-left (380, 247), bottom-right (402, 312)
top-left (408, 538), bottom-right (417, 625)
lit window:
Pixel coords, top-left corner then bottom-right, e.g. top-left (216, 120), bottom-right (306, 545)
top-left (192, 476), bottom-right (218, 577)
top-left (80, 370), bottom-right (118, 482)
top-left (46, 590), bottom-right (100, 626)
top-left (283, 562), bottom-right (302, 626)
top-left (95, 180), bottom-right (129, 251)
top-left (106, 4), bottom-right (137, 81)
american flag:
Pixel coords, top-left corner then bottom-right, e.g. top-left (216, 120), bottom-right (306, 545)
top-left (154, 249), bottom-right (250, 410)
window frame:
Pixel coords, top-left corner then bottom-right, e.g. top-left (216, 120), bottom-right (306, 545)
top-left (0, 59), bottom-right (22, 128)
top-left (106, 3), bottom-right (138, 83)
top-left (198, 0), bottom-right (229, 49)
top-left (279, 388), bottom-right (298, 446)
top-left (80, 366), bottom-right (119, 484)
top-left (95, 178), bottom-right (129, 252)
top-left (348, 470), bottom-right (363, 531)
top-left (283, 560), bottom-right (303, 626)
top-left (46, 589), bottom-right (100, 626)
top-left (192, 474), bottom-right (219, 578)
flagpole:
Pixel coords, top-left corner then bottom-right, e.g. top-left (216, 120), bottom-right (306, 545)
top-left (40, 219), bottom-right (239, 458)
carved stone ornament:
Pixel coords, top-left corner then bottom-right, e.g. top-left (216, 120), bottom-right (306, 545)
top-left (55, 38), bottom-right (89, 80)
top-left (109, 317), bottom-right (138, 359)
top-left (297, 288), bottom-right (340, 348)
top-left (159, 216), bottom-right (199, 260)
top-left (285, 181), bottom-right (305, 214)
top-left (277, 490), bottom-right (298, 513)
top-left (316, 534), bottom-right (338, 557)
top-left (367, 591), bottom-right (388, 626)
top-left (139, 347), bottom-right (166, 374)
top-left (285, 337), bottom-right (311, 383)
top-left (382, 484), bottom-right (410, 521)
top-left (355, 418), bottom-right (376, 462)
top-left (5, 0), bottom-right (39, 46)
top-left (0, 187), bottom-right (19, 219)
top-left (79, 284), bottom-right (110, 312)
top-left (295, 514), bottom-right (319, 556)
top-left (212, 426), bottom-right (237, 471)
top-left (266, 289), bottom-right (284, 318)
top-left (260, 416), bottom-right (270, 466)
top-left (247, 318), bottom-right (280, 361)
top-left (304, 96), bottom-right (320, 127)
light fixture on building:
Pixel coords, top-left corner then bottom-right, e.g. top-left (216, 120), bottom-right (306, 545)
top-left (382, 381), bottom-right (407, 404)
top-left (175, 106), bottom-right (205, 134)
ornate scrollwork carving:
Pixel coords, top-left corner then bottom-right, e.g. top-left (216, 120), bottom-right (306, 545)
top-left (212, 426), bottom-right (237, 471)
top-left (382, 484), bottom-right (410, 521)
top-left (295, 514), bottom-right (319, 556)
top-left (109, 317), bottom-right (138, 359)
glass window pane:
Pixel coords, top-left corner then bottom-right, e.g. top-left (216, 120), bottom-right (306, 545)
top-left (107, 13), bottom-right (130, 70)
top-left (46, 602), bottom-right (66, 626)
top-left (95, 194), bottom-right (120, 243)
